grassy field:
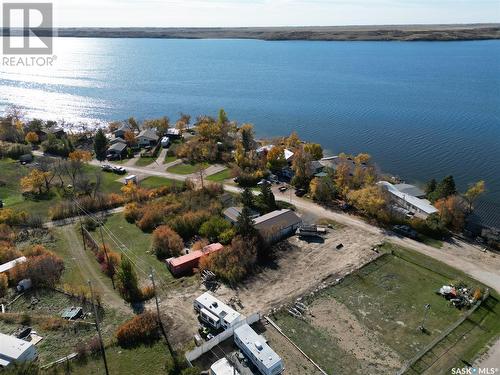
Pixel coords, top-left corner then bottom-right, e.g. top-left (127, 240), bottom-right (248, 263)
top-left (0, 159), bottom-right (123, 219)
top-left (1, 289), bottom-right (125, 365)
top-left (272, 243), bottom-right (496, 374)
top-left (167, 162), bottom-right (209, 175)
top-left (135, 157), bottom-right (156, 167)
top-left (65, 341), bottom-right (174, 375)
top-left (164, 155), bottom-right (177, 164)
top-left (206, 168), bottom-right (231, 182)
top-left (139, 176), bottom-right (178, 189)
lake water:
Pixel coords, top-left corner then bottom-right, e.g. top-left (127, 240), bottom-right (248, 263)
top-left (1, 38), bottom-right (499, 224)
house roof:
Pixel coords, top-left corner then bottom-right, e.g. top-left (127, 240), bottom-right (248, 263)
top-left (114, 124), bottom-right (132, 133)
top-left (0, 256), bottom-right (27, 274)
top-left (377, 181), bottom-right (438, 215)
top-left (166, 128), bottom-right (181, 136)
top-left (110, 137), bottom-right (126, 144)
top-left (210, 358), bottom-right (240, 375)
top-left (310, 160), bottom-right (324, 171)
top-left (0, 333), bottom-right (35, 366)
top-left (195, 292), bottom-right (242, 325)
top-left (223, 207), bottom-right (258, 222)
top-left (108, 142), bottom-right (127, 152)
top-left (168, 243), bottom-right (224, 268)
top-left (137, 128), bottom-right (158, 141)
top-left (234, 324), bottom-right (282, 371)
top-left (394, 183), bottom-right (425, 198)
top-left (253, 209), bottom-right (302, 231)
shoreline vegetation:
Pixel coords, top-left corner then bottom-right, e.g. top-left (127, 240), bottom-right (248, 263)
top-left (3, 24), bottom-right (500, 41)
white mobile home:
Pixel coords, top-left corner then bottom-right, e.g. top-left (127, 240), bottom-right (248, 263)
top-left (234, 324), bottom-right (284, 375)
top-left (0, 333), bottom-right (38, 367)
top-left (193, 292), bottom-right (243, 330)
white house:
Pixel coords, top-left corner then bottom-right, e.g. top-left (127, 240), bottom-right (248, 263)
top-left (377, 181), bottom-right (438, 218)
top-left (193, 292), bottom-right (243, 330)
top-left (0, 333), bottom-right (38, 367)
top-left (234, 324), bottom-right (284, 375)
top-left (0, 256), bottom-right (27, 275)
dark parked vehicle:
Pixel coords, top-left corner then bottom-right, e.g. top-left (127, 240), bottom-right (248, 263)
top-left (393, 225), bottom-right (418, 240)
top-left (106, 154), bottom-right (120, 161)
top-left (101, 164), bottom-right (113, 172)
top-left (279, 186), bottom-right (288, 192)
top-left (113, 166), bottom-right (126, 175)
top-left (295, 188), bottom-right (306, 197)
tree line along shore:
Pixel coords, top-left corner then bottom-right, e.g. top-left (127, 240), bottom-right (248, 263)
top-left (2, 24), bottom-right (500, 41)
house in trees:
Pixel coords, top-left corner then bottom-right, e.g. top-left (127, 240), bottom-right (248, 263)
top-left (253, 209), bottom-right (302, 243)
top-left (223, 206), bottom-right (259, 225)
top-left (136, 128), bottom-right (159, 147)
top-left (113, 123), bottom-right (132, 139)
top-left (106, 142), bottom-right (127, 159)
top-left (377, 181), bottom-right (438, 219)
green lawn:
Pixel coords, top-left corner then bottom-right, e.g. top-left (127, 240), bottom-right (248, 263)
top-left (167, 162), bottom-right (209, 175)
top-left (66, 342), bottom-right (174, 375)
top-left (273, 243), bottom-right (493, 374)
top-left (102, 214), bottom-right (196, 289)
top-left (139, 176), bottom-right (178, 189)
top-left (135, 157), bottom-right (157, 167)
top-left (164, 155), bottom-right (177, 164)
top-left (82, 165), bottom-right (123, 194)
top-left (206, 168), bottom-right (231, 182)
top-left (418, 234), bottom-right (444, 249)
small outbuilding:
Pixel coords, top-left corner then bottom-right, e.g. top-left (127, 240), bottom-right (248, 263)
top-left (222, 207), bottom-right (259, 225)
top-left (136, 129), bottom-right (159, 147)
top-left (253, 209), bottom-right (302, 243)
top-left (210, 358), bottom-right (240, 375)
top-left (167, 243), bottom-right (224, 276)
top-left (60, 307), bottom-right (83, 320)
top-left (0, 333), bottom-right (38, 368)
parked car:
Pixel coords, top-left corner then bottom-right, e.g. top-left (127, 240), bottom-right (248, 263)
top-left (393, 225), bottom-right (418, 240)
top-left (279, 186), bottom-right (288, 192)
top-left (161, 136), bottom-right (170, 148)
top-left (295, 188), bottom-right (306, 197)
top-left (101, 164), bottom-right (113, 172)
top-left (113, 166), bottom-right (126, 175)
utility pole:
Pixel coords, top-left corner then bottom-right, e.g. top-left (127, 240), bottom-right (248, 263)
top-left (98, 222), bottom-right (115, 289)
top-left (88, 280), bottom-right (110, 375)
top-left (150, 267), bottom-right (179, 371)
top-left (419, 303), bottom-right (431, 333)
top-left (79, 216), bottom-right (87, 252)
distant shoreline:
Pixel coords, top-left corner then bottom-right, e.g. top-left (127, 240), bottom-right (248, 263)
top-left (3, 24), bottom-right (500, 41)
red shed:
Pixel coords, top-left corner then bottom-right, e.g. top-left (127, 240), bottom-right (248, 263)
top-left (167, 243), bottom-right (224, 276)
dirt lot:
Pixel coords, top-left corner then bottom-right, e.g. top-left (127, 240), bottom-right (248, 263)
top-left (157, 224), bottom-right (384, 348)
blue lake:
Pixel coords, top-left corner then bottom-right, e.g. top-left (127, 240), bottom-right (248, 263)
top-left (1, 38), bottom-right (499, 222)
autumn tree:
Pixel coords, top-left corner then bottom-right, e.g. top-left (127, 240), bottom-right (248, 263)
top-left (19, 251), bottom-right (65, 287)
top-left (0, 273), bottom-right (7, 298)
top-left (354, 153), bottom-right (371, 165)
top-left (285, 132), bottom-right (301, 149)
top-left (94, 129), bottom-right (108, 161)
top-left (266, 146), bottom-right (287, 172)
top-left (435, 195), bottom-right (466, 231)
top-left (334, 163), bottom-right (352, 197)
top-left (152, 225), bottom-right (184, 259)
top-left (128, 117), bottom-right (139, 132)
top-left (25, 131), bottom-right (39, 145)
top-left (348, 185), bottom-right (387, 217)
top-left (310, 177), bottom-right (337, 204)
top-left (116, 311), bottom-right (159, 348)
top-left (124, 130), bottom-right (137, 146)
top-left (304, 143), bottom-right (323, 160)
top-left (116, 257), bottom-right (140, 302)
top-left (463, 180), bottom-right (486, 213)
top-left (291, 148), bottom-right (313, 189)
top-left (69, 150), bottom-right (92, 162)
top-left (20, 169), bottom-right (51, 195)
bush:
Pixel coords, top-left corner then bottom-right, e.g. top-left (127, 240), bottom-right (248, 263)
top-left (116, 311), bottom-right (160, 348)
top-left (137, 209), bottom-right (164, 232)
top-left (14, 251), bottom-right (64, 287)
top-left (124, 203), bottom-right (141, 223)
top-left (168, 210), bottom-right (211, 240)
top-left (0, 141), bottom-right (32, 159)
top-left (0, 273), bottom-right (8, 298)
top-left (199, 216), bottom-right (231, 242)
top-left (152, 225), bottom-right (184, 260)
top-left (0, 208), bottom-right (29, 226)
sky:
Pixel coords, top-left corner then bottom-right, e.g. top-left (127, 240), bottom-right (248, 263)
top-left (5, 0), bottom-right (500, 27)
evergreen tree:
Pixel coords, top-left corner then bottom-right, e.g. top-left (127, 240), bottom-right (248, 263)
top-left (241, 187), bottom-right (254, 208)
top-left (260, 182), bottom-right (276, 212)
top-left (218, 108), bottom-right (228, 126)
top-left (94, 128), bottom-right (108, 161)
top-left (236, 207), bottom-right (257, 238)
top-left (436, 175), bottom-right (457, 199)
top-left (116, 258), bottom-right (140, 302)
top-left (425, 178), bottom-right (437, 196)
